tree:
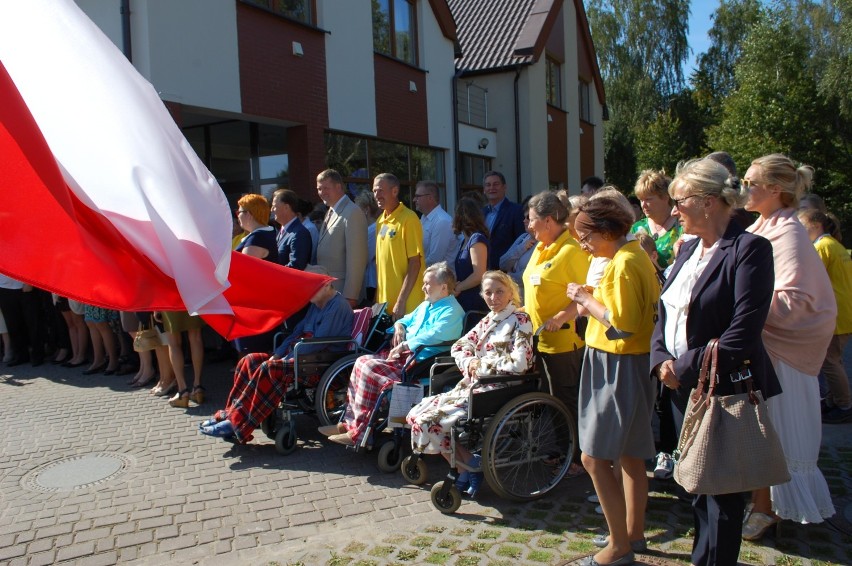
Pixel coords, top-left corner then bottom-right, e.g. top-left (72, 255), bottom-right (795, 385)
top-left (586, 0), bottom-right (690, 190)
top-left (708, 6), bottom-right (852, 242)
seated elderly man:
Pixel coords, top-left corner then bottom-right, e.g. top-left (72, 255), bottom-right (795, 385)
top-left (201, 267), bottom-right (353, 443)
top-left (322, 262), bottom-right (464, 446)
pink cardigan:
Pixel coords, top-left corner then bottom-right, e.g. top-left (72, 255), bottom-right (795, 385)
top-left (747, 208), bottom-right (836, 375)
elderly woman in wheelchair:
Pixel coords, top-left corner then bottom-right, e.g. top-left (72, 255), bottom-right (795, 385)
top-left (323, 262), bottom-right (464, 447)
top-left (406, 270), bottom-right (533, 498)
top-left (199, 276), bottom-right (353, 443)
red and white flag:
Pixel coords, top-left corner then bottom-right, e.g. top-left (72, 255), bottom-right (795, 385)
top-left (0, 1), bottom-right (328, 339)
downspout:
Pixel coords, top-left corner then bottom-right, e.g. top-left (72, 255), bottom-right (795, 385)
top-left (451, 68), bottom-right (463, 206)
top-left (513, 66), bottom-right (522, 202)
top-left (120, 0), bottom-right (132, 62)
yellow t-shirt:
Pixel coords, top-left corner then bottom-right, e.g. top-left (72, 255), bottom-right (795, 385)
top-left (376, 203), bottom-right (425, 315)
top-left (585, 240), bottom-right (660, 355)
top-left (522, 229), bottom-right (590, 354)
top-left (814, 235), bottom-right (852, 335)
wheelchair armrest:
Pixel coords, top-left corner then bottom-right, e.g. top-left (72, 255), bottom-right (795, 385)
top-left (433, 356), bottom-right (455, 365)
top-left (476, 371), bottom-right (540, 385)
top-left (295, 336), bottom-right (353, 345)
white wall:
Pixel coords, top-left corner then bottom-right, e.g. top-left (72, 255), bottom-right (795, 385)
top-left (519, 62), bottom-right (549, 197)
top-left (417, 2), bottom-right (458, 203)
top-left (129, 0), bottom-right (241, 112)
top-left (321, 0), bottom-right (377, 136)
top-left (562, 1), bottom-right (581, 191)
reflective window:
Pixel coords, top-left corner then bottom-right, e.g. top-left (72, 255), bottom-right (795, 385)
top-left (372, 0), bottom-right (417, 65)
top-left (579, 80), bottom-right (592, 123)
top-left (546, 56), bottom-right (562, 108)
top-left (242, 0), bottom-right (313, 24)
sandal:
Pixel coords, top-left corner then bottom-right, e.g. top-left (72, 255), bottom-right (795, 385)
top-left (189, 385), bottom-right (206, 405)
top-left (169, 389), bottom-right (191, 408)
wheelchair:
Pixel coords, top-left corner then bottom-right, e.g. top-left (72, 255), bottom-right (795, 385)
top-left (338, 311), bottom-right (487, 471)
top-left (400, 326), bottom-right (578, 513)
top-left (260, 302), bottom-right (392, 455)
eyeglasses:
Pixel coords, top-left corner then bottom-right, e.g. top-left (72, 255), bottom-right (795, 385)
top-left (412, 193), bottom-right (430, 199)
top-left (741, 179), bottom-right (764, 191)
top-left (672, 195), bottom-right (700, 210)
top-left (577, 231), bottom-right (594, 246)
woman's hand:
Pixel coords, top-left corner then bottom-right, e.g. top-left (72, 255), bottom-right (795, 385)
top-left (566, 283), bottom-right (592, 305)
top-left (388, 342), bottom-right (409, 360)
top-left (391, 323), bottom-right (406, 347)
top-left (543, 314), bottom-right (565, 333)
top-left (657, 359), bottom-right (679, 390)
top-left (465, 358), bottom-right (480, 379)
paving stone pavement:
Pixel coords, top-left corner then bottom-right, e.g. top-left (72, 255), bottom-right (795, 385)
top-left (1, 356), bottom-right (850, 566)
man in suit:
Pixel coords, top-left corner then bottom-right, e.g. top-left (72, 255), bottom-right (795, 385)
top-left (314, 169), bottom-right (368, 308)
top-left (373, 173), bottom-right (424, 320)
top-left (271, 188), bottom-right (311, 271)
top-left (482, 171), bottom-right (524, 270)
top-left (414, 180), bottom-right (456, 267)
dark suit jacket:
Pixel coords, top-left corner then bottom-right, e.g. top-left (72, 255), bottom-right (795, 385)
top-left (276, 219), bottom-right (311, 270)
top-left (485, 198), bottom-right (525, 270)
top-left (650, 222), bottom-right (781, 412)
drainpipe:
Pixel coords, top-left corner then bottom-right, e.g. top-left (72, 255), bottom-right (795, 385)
top-left (451, 68), bottom-right (463, 207)
top-left (513, 66), bottom-right (522, 202)
top-left (120, 0), bottom-right (132, 62)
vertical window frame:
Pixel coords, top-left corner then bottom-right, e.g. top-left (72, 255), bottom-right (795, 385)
top-left (372, 0), bottom-right (418, 66)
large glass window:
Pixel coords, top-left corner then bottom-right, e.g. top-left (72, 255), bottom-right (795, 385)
top-left (372, 0), bottom-right (418, 65)
top-left (458, 153), bottom-right (491, 197)
top-left (325, 132), bottom-right (443, 206)
top-left (546, 56), bottom-right (562, 108)
top-left (242, 0), bottom-right (313, 25)
top-left (183, 120), bottom-right (289, 201)
top-left (579, 80), bottom-right (592, 123)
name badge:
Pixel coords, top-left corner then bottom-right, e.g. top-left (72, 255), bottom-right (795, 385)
top-left (379, 225), bottom-right (389, 238)
top-left (529, 274), bottom-right (542, 286)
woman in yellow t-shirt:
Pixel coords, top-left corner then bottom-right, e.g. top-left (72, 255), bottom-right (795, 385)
top-left (567, 198), bottom-right (661, 566)
top-left (522, 192), bottom-right (589, 443)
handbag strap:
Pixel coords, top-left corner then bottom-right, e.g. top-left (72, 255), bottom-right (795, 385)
top-left (694, 338), bottom-right (719, 405)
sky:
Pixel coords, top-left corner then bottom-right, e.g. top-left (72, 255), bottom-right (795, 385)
top-left (685, 0), bottom-right (719, 76)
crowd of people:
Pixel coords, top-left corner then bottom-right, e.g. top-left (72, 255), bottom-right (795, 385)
top-left (2, 154), bottom-right (850, 566)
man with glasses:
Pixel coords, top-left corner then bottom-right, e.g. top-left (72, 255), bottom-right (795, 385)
top-left (482, 171), bottom-right (525, 270)
top-left (414, 180), bottom-right (456, 268)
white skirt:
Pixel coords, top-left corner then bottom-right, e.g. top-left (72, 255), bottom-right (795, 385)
top-left (767, 358), bottom-right (835, 523)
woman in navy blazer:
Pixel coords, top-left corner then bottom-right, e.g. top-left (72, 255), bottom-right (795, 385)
top-left (650, 158), bottom-right (781, 566)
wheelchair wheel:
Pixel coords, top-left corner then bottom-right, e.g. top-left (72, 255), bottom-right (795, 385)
top-left (430, 481), bottom-right (462, 514)
top-left (260, 416), bottom-right (277, 440)
top-left (274, 423), bottom-right (298, 455)
top-left (314, 354), bottom-right (358, 426)
top-left (401, 455), bottom-right (428, 485)
top-left (481, 392), bottom-right (575, 501)
top-left (377, 439), bottom-right (404, 473)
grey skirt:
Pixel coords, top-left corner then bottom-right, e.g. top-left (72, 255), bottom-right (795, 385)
top-left (578, 347), bottom-right (655, 461)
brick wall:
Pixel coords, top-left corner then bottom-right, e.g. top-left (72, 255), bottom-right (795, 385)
top-left (236, 3), bottom-right (328, 199)
top-left (374, 54), bottom-right (428, 146)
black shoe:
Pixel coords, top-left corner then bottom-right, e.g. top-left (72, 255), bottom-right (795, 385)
top-left (62, 360), bottom-right (88, 368)
top-left (82, 362), bottom-right (108, 375)
top-left (6, 356), bottom-right (29, 367)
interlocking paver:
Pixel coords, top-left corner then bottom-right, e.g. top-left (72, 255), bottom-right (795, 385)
top-left (2, 357), bottom-right (850, 566)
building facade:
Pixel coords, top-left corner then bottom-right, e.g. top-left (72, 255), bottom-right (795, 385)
top-left (75, 0), bottom-right (604, 209)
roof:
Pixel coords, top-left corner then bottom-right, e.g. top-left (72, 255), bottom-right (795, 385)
top-left (448, 0), bottom-right (538, 73)
top-left (449, 0), bottom-right (605, 105)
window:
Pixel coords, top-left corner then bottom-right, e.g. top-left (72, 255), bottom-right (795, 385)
top-left (372, 0), bottom-right (418, 65)
top-left (579, 80), bottom-right (592, 123)
top-left (546, 56), bottom-right (562, 107)
top-left (243, 0), bottom-right (312, 25)
top-left (325, 132), bottom-right (443, 205)
top-left (458, 153), bottom-right (492, 197)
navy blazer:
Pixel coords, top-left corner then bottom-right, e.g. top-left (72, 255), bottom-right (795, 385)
top-left (276, 219), bottom-right (311, 270)
top-left (485, 199), bottom-right (525, 270)
top-left (650, 221), bottom-right (781, 411)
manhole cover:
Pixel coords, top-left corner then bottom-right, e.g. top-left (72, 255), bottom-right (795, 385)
top-left (22, 453), bottom-right (134, 492)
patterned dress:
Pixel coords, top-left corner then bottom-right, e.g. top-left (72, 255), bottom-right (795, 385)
top-left (407, 304), bottom-right (534, 454)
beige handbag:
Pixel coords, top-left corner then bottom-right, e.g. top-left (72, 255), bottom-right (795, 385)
top-left (673, 338), bottom-right (790, 495)
top-left (133, 315), bottom-right (167, 352)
